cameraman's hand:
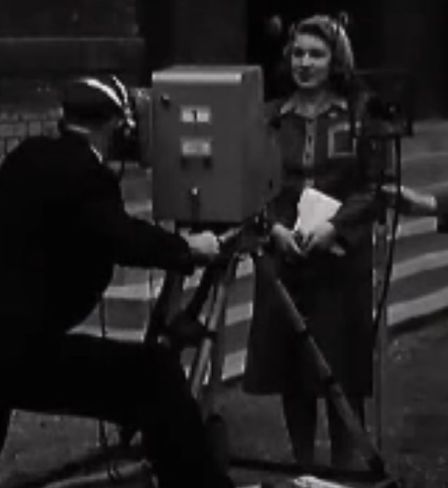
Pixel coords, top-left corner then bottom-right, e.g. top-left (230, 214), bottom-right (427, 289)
top-left (183, 231), bottom-right (220, 265)
top-left (381, 184), bottom-right (437, 216)
top-left (271, 223), bottom-right (303, 259)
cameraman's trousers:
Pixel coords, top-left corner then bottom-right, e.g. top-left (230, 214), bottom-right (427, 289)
top-left (0, 333), bottom-right (233, 488)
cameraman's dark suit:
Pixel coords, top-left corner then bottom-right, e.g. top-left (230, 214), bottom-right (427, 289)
top-left (0, 131), bottom-right (232, 488)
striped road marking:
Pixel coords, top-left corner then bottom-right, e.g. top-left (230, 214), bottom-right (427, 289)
top-left (104, 217), bottom-right (440, 302)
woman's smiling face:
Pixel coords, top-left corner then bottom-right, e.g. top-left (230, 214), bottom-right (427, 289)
top-left (290, 32), bottom-right (332, 91)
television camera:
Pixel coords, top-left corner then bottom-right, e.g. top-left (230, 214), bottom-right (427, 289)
top-left (129, 65), bottom-right (283, 227)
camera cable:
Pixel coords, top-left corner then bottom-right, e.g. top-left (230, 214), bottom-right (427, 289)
top-left (372, 135), bottom-right (402, 339)
top-left (97, 296), bottom-right (124, 483)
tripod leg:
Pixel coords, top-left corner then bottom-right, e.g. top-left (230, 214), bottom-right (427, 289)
top-left (204, 261), bottom-right (241, 409)
top-left (373, 220), bottom-right (389, 452)
top-left (252, 250), bottom-right (389, 478)
top-left (188, 257), bottom-right (238, 401)
top-left (192, 258), bottom-right (237, 474)
top-left (143, 271), bottom-right (185, 347)
top-left (185, 262), bottom-right (221, 319)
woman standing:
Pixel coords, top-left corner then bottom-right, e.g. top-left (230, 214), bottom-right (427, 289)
top-left (244, 15), bottom-right (380, 470)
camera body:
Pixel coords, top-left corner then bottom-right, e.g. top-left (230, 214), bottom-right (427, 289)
top-left (147, 65), bottom-right (282, 225)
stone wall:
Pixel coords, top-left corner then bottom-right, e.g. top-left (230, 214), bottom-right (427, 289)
top-left (0, 101), bottom-right (60, 161)
top-left (0, 0), bottom-right (137, 37)
top-left (0, 73), bottom-right (66, 161)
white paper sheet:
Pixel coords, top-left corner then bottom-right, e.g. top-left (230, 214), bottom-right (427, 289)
top-left (294, 187), bottom-right (345, 256)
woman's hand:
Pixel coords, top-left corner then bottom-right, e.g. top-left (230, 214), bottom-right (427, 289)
top-left (271, 223), bottom-right (303, 259)
top-left (301, 221), bottom-right (337, 255)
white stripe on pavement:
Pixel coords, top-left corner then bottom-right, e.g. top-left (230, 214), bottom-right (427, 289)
top-left (401, 150), bottom-right (448, 165)
top-left (226, 302), bottom-right (253, 327)
top-left (392, 249), bottom-right (448, 281)
top-left (82, 275), bottom-right (448, 341)
top-left (396, 217), bottom-right (436, 238)
top-left (105, 259), bottom-right (253, 300)
top-left (105, 216), bottom-right (436, 302)
top-left (105, 234), bottom-right (438, 303)
top-left (222, 350), bottom-right (247, 381)
top-left (423, 181), bottom-right (448, 194)
top-left (389, 286), bottom-right (448, 326)
top-left (71, 322), bottom-right (249, 382)
top-left (75, 285), bottom-right (448, 381)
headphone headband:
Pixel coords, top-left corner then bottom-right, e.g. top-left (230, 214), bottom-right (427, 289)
top-left (61, 75), bottom-right (133, 124)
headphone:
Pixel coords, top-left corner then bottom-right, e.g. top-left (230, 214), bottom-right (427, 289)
top-left (108, 75), bottom-right (137, 134)
top-left (61, 75), bottom-right (136, 130)
top-left (60, 75), bottom-right (141, 165)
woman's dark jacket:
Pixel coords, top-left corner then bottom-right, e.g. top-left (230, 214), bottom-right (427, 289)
top-left (244, 94), bottom-right (385, 396)
top-left (0, 132), bottom-right (193, 355)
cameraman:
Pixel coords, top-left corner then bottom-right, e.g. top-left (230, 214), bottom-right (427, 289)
top-left (0, 76), bottom-right (233, 488)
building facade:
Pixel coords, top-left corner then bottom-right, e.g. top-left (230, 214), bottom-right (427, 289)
top-left (137, 0), bottom-right (447, 117)
top-left (0, 1), bottom-right (445, 117)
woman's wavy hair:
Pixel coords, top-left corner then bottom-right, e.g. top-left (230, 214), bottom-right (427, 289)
top-left (282, 14), bottom-right (358, 98)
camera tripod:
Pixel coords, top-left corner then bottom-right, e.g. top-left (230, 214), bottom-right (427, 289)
top-left (142, 215), bottom-right (402, 488)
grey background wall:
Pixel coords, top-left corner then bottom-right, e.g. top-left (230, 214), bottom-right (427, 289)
top-left (379, 0), bottom-right (448, 117)
top-left (245, 0), bottom-right (447, 117)
top-left (0, 0), bottom-right (137, 36)
top-left (0, 1), bottom-right (444, 117)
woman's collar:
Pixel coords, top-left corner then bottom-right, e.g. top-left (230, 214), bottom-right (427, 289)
top-left (279, 92), bottom-right (348, 118)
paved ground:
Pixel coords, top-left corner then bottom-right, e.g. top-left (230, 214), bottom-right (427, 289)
top-left (2, 317), bottom-right (448, 487)
top-left (225, 317), bottom-right (448, 488)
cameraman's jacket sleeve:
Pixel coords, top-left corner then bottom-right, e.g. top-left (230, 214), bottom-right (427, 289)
top-left (79, 167), bottom-right (195, 273)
